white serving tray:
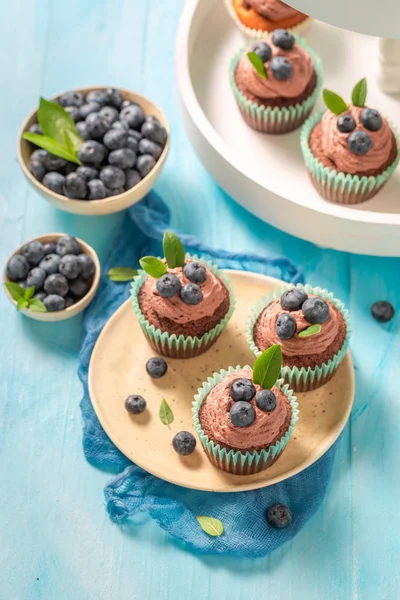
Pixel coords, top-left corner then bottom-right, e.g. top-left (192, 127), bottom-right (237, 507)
top-left (176, 0), bottom-right (400, 256)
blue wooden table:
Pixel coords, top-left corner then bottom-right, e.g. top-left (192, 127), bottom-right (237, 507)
top-left (1, 1), bottom-right (399, 599)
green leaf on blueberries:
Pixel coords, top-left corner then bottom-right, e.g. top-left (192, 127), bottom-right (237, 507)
top-left (298, 324), bottom-right (322, 338)
top-left (29, 299), bottom-right (47, 312)
top-left (5, 282), bottom-right (25, 301)
top-left (159, 398), bottom-right (174, 428)
top-left (247, 52), bottom-right (267, 79)
top-left (163, 231), bottom-right (185, 268)
top-left (17, 297), bottom-right (29, 311)
top-left (107, 267), bottom-right (138, 282)
top-left (351, 78), bottom-right (367, 108)
top-left (22, 133), bottom-right (81, 164)
top-left (5, 282), bottom-right (47, 312)
top-left (253, 344), bottom-right (282, 390)
top-left (322, 89), bottom-right (348, 115)
top-left (139, 256), bottom-right (167, 279)
top-left (24, 286), bottom-right (35, 301)
top-left (196, 516), bottom-right (224, 537)
top-left (38, 97), bottom-right (81, 147)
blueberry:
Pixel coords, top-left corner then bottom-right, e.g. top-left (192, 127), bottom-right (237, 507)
top-left (88, 179), bottom-right (107, 200)
top-left (181, 283), bottom-right (203, 305)
top-left (126, 136), bottom-right (139, 152)
top-left (44, 273), bottom-right (69, 296)
top-left (76, 166), bottom-right (98, 181)
top-left (56, 236), bottom-right (81, 256)
top-left (125, 394), bottom-right (146, 414)
top-left (106, 88), bottom-right (123, 108)
top-left (270, 56), bottom-right (293, 80)
top-left (85, 90), bottom-right (110, 107)
top-left (103, 128), bottom-right (129, 150)
top-left (42, 171), bottom-right (65, 194)
top-left (371, 300), bottom-right (394, 323)
top-left (121, 100), bottom-right (133, 110)
top-left (65, 106), bottom-right (80, 122)
top-left (156, 273), bottom-right (181, 298)
top-left (183, 261), bottom-right (207, 284)
top-left (29, 123), bottom-right (42, 134)
top-left (99, 105), bottom-right (119, 124)
top-left (272, 29), bottom-right (295, 50)
top-left (109, 148), bottom-right (136, 169)
top-left (6, 254), bottom-right (29, 281)
top-left (111, 120), bottom-right (129, 131)
top-left (78, 102), bottom-right (101, 120)
top-left (29, 159), bottom-right (46, 182)
top-left (31, 149), bottom-right (48, 163)
top-left (172, 431), bottom-right (196, 456)
top-left (138, 138), bottom-right (163, 160)
top-left (76, 121), bottom-right (90, 140)
top-left (100, 165), bottom-right (125, 189)
top-left (360, 108), bottom-right (382, 132)
top-left (43, 242), bottom-right (57, 255)
top-left (251, 41), bottom-right (272, 62)
top-left (229, 401), bottom-right (256, 427)
top-left (26, 267), bottom-right (46, 290)
top-left (230, 378), bottom-right (256, 402)
top-left (106, 187), bottom-right (125, 197)
top-left (39, 253), bottom-right (61, 275)
top-left (85, 112), bottom-right (110, 138)
top-left (125, 169), bottom-right (142, 190)
top-left (78, 140), bottom-right (105, 166)
top-left (44, 153), bottom-right (68, 171)
top-left (267, 504), bottom-right (292, 529)
top-left (22, 240), bottom-right (45, 266)
top-left (64, 295), bottom-right (75, 308)
top-left (302, 297), bottom-right (330, 324)
top-left (129, 130), bottom-right (142, 141)
top-left (44, 294), bottom-right (65, 311)
top-left (77, 253), bottom-right (95, 279)
top-left (348, 130), bottom-right (372, 155)
top-left (63, 172), bottom-right (88, 199)
top-left (58, 91), bottom-right (84, 107)
top-left (63, 163), bottom-right (77, 175)
top-left (34, 291), bottom-right (47, 301)
top-left (141, 119), bottom-right (168, 146)
top-left (256, 389), bottom-right (276, 412)
top-left (120, 105), bottom-right (145, 130)
top-left (280, 288), bottom-right (308, 311)
top-left (337, 114), bottom-right (356, 133)
top-left (275, 313), bottom-right (297, 339)
top-left (68, 276), bottom-right (90, 298)
top-left (59, 254), bottom-right (82, 279)
top-left (136, 154), bottom-right (156, 177)
top-left (146, 356), bottom-right (168, 378)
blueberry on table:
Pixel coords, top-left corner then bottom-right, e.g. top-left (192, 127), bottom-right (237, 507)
top-left (337, 114), bottom-right (356, 133)
top-left (39, 253), bottom-right (61, 275)
top-left (280, 288), bottom-right (308, 311)
top-left (230, 378), bottom-right (256, 402)
top-left (78, 140), bottom-right (106, 166)
top-left (42, 172), bottom-right (65, 194)
top-left (371, 301), bottom-right (394, 323)
top-left (120, 104), bottom-right (145, 130)
top-left (63, 172), bottom-right (88, 199)
top-left (106, 88), bottom-right (123, 109)
top-left (29, 159), bottom-right (46, 182)
top-left (85, 112), bottom-right (110, 138)
top-left (181, 283), bottom-right (203, 305)
top-left (99, 105), bottom-right (119, 124)
top-left (59, 254), bottom-right (82, 280)
top-left (302, 297), bottom-right (330, 324)
top-left (146, 357), bottom-right (168, 379)
top-left (138, 138), bottom-right (163, 160)
top-left (272, 29), bottom-right (295, 50)
top-left (78, 102), bottom-right (101, 120)
top-left (29, 123), bottom-right (42, 134)
top-left (360, 108), bottom-right (382, 132)
top-left (22, 240), bottom-right (45, 266)
top-left (68, 276), bottom-right (91, 298)
top-left (183, 261), bottom-right (207, 284)
top-left (103, 128), bottom-right (129, 150)
top-left (34, 291), bottom-right (47, 301)
top-left (88, 179), bottom-right (107, 200)
top-left (44, 153), bottom-right (68, 171)
top-left (229, 401), bottom-right (256, 427)
top-left (347, 130), bottom-right (372, 155)
top-left (141, 119), bottom-right (168, 146)
top-left (58, 91), bottom-right (84, 107)
top-left (251, 41), bottom-right (272, 62)
top-left (76, 166), bottom-right (98, 181)
top-left (125, 169), bottom-right (142, 190)
top-left (256, 389), bottom-right (276, 412)
top-left (173, 431), bottom-right (196, 456)
top-left (56, 235), bottom-right (81, 257)
top-left (43, 242), bottom-right (57, 256)
top-left (26, 267), bottom-right (46, 290)
top-left (85, 90), bottom-right (110, 107)
top-left (267, 504), bottom-right (292, 529)
top-left (156, 273), bottom-right (181, 298)
top-left (275, 313), bottom-right (296, 339)
top-left (76, 121), bottom-right (90, 140)
top-left (125, 394), bottom-right (146, 415)
top-left (44, 273), bottom-right (69, 297)
top-left (6, 254), bottom-right (29, 282)
top-left (270, 56), bottom-right (293, 80)
top-left (64, 106), bottom-right (80, 122)
top-left (99, 165), bottom-right (126, 189)
top-left (44, 294), bottom-right (66, 312)
top-left (77, 254), bottom-right (95, 279)
top-left (31, 149), bottom-right (48, 163)
top-left (136, 154), bottom-right (156, 178)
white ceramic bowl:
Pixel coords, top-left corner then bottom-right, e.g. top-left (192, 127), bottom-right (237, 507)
top-left (17, 86), bottom-right (170, 216)
top-left (3, 233), bottom-right (101, 322)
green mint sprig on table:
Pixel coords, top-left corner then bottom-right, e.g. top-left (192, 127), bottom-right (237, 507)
top-left (159, 398), bottom-right (174, 428)
top-left (139, 231), bottom-right (186, 278)
top-left (107, 267), bottom-right (138, 282)
top-left (298, 324), bottom-right (322, 338)
top-left (351, 78), bottom-right (367, 108)
top-left (196, 516), bottom-right (224, 537)
top-left (252, 344), bottom-right (282, 390)
top-left (22, 97), bottom-right (83, 164)
top-left (5, 283), bottom-right (47, 312)
top-left (247, 52), bottom-right (267, 79)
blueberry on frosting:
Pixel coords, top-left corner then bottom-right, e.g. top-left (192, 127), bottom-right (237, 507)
top-left (229, 401), bottom-right (256, 427)
top-left (280, 288), bottom-right (308, 311)
top-left (337, 114), bottom-right (356, 133)
top-left (275, 313), bottom-right (296, 340)
top-left (180, 283), bottom-right (203, 305)
top-left (347, 130), bottom-right (372, 156)
top-left (256, 389), bottom-right (276, 412)
top-left (272, 29), bottom-right (295, 50)
top-left (230, 378), bottom-right (256, 402)
top-left (251, 41), bottom-right (272, 63)
top-left (360, 108), bottom-right (382, 132)
top-left (183, 261), bottom-right (207, 284)
top-left (302, 297), bottom-right (330, 324)
top-left (156, 273), bottom-right (181, 298)
top-left (270, 56), bottom-right (293, 81)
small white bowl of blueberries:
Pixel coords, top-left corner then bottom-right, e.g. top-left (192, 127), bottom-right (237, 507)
top-left (4, 234), bottom-right (100, 321)
top-left (18, 86), bottom-right (169, 216)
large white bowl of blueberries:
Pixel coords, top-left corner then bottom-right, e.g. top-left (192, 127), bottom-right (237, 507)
top-left (18, 87), bottom-right (170, 215)
top-left (4, 234), bottom-right (100, 321)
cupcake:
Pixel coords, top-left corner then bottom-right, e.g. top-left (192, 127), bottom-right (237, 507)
top-left (130, 231), bottom-right (235, 358)
top-left (226, 0), bottom-right (311, 39)
top-left (301, 78), bottom-right (400, 204)
top-left (230, 31), bottom-right (322, 133)
top-left (247, 284), bottom-right (351, 392)
top-left (193, 344), bottom-right (298, 474)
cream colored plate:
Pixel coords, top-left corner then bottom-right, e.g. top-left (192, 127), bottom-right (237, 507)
top-left (89, 271), bottom-right (354, 492)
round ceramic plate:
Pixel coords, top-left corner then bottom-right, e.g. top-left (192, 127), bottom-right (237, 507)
top-left (89, 271), bottom-right (354, 492)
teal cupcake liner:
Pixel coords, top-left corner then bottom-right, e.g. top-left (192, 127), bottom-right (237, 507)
top-left (246, 284), bottom-right (351, 392)
top-left (192, 365), bottom-right (299, 475)
top-left (301, 111), bottom-right (400, 204)
top-left (230, 35), bottom-right (323, 134)
top-left (130, 255), bottom-right (236, 359)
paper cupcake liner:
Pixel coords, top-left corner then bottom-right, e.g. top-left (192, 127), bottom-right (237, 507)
top-left (225, 0), bottom-right (312, 40)
top-left (246, 284), bottom-right (352, 392)
top-left (229, 35), bottom-right (323, 134)
top-left (130, 255), bottom-right (236, 359)
top-left (192, 365), bottom-right (299, 475)
top-left (301, 111), bottom-right (400, 204)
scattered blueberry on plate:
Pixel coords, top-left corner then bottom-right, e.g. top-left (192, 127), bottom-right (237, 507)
top-left (125, 394), bottom-right (147, 414)
top-left (146, 357), bottom-right (168, 379)
top-left (266, 504), bottom-right (292, 529)
top-left (172, 431), bottom-right (196, 456)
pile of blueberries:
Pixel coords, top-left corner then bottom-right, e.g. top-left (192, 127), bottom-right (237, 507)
top-left (336, 108), bottom-right (383, 156)
top-left (6, 235), bottom-right (95, 311)
top-left (28, 87), bottom-right (168, 200)
top-left (156, 261), bottom-right (207, 305)
top-left (229, 377), bottom-right (277, 427)
top-left (275, 288), bottom-right (330, 340)
top-left (250, 29), bottom-right (297, 81)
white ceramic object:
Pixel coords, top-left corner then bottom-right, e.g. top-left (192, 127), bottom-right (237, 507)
top-left (176, 0), bottom-right (400, 256)
top-left (377, 39), bottom-right (400, 94)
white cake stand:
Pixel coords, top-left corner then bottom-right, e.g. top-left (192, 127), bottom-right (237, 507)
top-left (176, 0), bottom-right (400, 256)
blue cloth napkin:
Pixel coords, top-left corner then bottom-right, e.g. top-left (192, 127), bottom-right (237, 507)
top-left (79, 192), bottom-right (337, 557)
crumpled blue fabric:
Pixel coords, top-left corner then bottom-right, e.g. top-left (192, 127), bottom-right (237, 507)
top-left (79, 191), bottom-right (338, 557)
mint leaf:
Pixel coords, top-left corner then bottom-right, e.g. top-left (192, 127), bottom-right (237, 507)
top-left (159, 398), bottom-right (174, 428)
top-left (351, 78), bottom-right (367, 108)
top-left (22, 133), bottom-right (81, 164)
top-left (38, 98), bottom-right (80, 147)
top-left (139, 256), bottom-right (167, 279)
top-left (5, 282), bottom-right (25, 302)
top-left (107, 267), bottom-right (138, 282)
top-left (247, 52), bottom-right (267, 79)
top-left (163, 231), bottom-right (185, 268)
top-left (298, 324), bottom-right (322, 338)
top-left (24, 286), bottom-right (35, 300)
top-left (322, 89), bottom-right (348, 115)
top-left (28, 299), bottom-right (47, 312)
top-left (196, 516), bottom-right (224, 537)
top-left (253, 344), bottom-right (282, 390)
top-left (17, 297), bottom-right (29, 311)
top-left (64, 128), bottom-right (83, 155)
